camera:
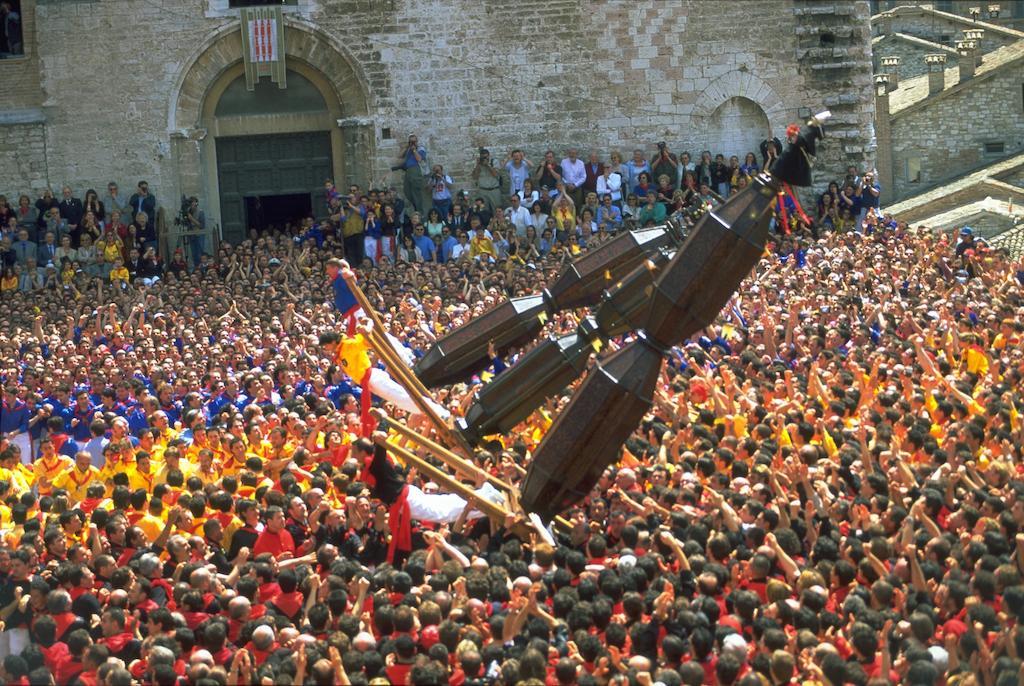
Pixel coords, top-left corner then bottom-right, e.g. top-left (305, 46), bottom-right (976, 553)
top-left (658, 142), bottom-right (666, 150)
top-left (479, 147), bottom-right (491, 163)
top-left (173, 194), bottom-right (190, 229)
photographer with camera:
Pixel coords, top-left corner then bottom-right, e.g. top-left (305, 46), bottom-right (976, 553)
top-left (471, 147), bottom-right (502, 213)
top-left (650, 141), bottom-right (678, 189)
top-left (427, 164), bottom-right (454, 220)
top-left (184, 195), bottom-right (206, 268)
top-left (395, 134), bottom-right (428, 215)
top-left (855, 169), bottom-right (881, 229)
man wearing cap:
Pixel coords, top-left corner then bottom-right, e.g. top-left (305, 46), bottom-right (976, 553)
top-left (955, 226), bottom-right (976, 257)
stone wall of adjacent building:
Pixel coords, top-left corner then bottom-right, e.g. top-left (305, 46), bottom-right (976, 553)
top-left (1, 0), bottom-right (876, 229)
top-left (888, 66), bottom-right (1024, 199)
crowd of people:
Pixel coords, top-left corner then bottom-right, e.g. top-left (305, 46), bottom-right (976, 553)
top-left (0, 135), bottom-right (1019, 686)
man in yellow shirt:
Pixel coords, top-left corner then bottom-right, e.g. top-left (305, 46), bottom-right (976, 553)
top-left (109, 258), bottom-right (130, 288)
top-left (155, 446), bottom-right (191, 486)
top-left (194, 448), bottom-right (222, 486)
top-left (33, 437), bottom-right (73, 497)
top-left (318, 326), bottom-right (449, 419)
top-left (136, 497), bottom-right (167, 541)
top-left (53, 451), bottom-right (102, 502)
top-left (222, 437), bottom-right (257, 476)
top-left (128, 451), bottom-right (157, 493)
top-left (469, 225), bottom-right (497, 261)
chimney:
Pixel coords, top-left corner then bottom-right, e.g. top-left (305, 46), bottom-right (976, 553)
top-left (925, 53), bottom-right (947, 94)
top-left (964, 28), bottom-right (984, 65)
top-left (957, 39), bottom-right (977, 81)
top-left (877, 14), bottom-right (892, 36)
top-left (874, 74), bottom-right (893, 206)
top-left (875, 73), bottom-right (891, 97)
top-left (881, 55), bottom-right (901, 89)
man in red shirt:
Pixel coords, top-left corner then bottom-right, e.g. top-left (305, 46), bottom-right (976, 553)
top-left (252, 506), bottom-right (295, 560)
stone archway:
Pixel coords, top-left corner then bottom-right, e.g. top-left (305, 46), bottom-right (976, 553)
top-left (691, 70), bottom-right (787, 156)
top-left (706, 97), bottom-right (771, 161)
top-left (167, 19), bottom-right (375, 235)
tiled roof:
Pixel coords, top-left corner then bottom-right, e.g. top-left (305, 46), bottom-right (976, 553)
top-left (888, 40), bottom-right (1024, 115)
top-left (887, 152), bottom-right (1024, 219)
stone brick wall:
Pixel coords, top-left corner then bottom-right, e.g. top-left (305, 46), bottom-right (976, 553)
top-left (889, 67), bottom-right (1024, 198)
top-left (0, 0), bottom-right (876, 230)
top-left (0, 122), bottom-right (47, 194)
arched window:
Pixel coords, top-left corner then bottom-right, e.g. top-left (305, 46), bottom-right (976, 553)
top-left (214, 69), bottom-right (327, 117)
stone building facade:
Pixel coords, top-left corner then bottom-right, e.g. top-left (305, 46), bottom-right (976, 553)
top-left (872, 3), bottom-right (1024, 202)
top-left (1, 0), bottom-right (877, 243)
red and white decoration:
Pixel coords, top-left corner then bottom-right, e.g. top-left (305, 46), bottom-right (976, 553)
top-left (248, 17), bottom-right (278, 63)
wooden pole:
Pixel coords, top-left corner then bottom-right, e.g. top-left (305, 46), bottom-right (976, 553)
top-left (374, 436), bottom-right (533, 538)
top-left (342, 272), bottom-right (432, 398)
top-left (367, 328), bottom-right (432, 400)
top-left (383, 415), bottom-right (575, 534)
top-left (382, 413), bottom-right (513, 491)
top-left (362, 327), bottom-right (474, 459)
top-left (343, 270), bottom-right (473, 457)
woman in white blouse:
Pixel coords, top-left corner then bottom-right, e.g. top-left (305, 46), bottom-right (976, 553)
top-left (517, 178), bottom-right (540, 210)
top-left (596, 164), bottom-right (623, 205)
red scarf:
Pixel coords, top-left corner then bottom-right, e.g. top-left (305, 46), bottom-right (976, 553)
top-left (52, 611), bottom-right (79, 640)
top-left (99, 632), bottom-right (134, 654)
top-left (270, 591), bottom-right (304, 619)
top-left (386, 485), bottom-right (412, 563)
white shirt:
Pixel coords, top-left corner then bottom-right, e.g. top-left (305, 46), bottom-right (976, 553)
top-left (505, 161), bottom-right (530, 194)
top-left (517, 189), bottom-right (540, 209)
top-left (596, 172), bottom-right (622, 202)
top-left (451, 242), bottom-right (470, 260)
top-left (560, 158), bottom-right (586, 187)
top-left (505, 205), bottom-right (533, 236)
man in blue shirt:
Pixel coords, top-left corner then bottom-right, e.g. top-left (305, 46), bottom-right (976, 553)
top-left (856, 170), bottom-right (881, 227)
top-left (412, 225), bottom-right (435, 262)
top-left (1, 386), bottom-right (31, 462)
top-left (596, 194), bottom-right (623, 231)
top-left (70, 391), bottom-right (97, 443)
top-left (439, 226), bottom-right (458, 263)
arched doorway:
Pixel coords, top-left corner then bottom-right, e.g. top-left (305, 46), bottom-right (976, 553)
top-left (706, 97), bottom-right (771, 162)
top-left (169, 21), bottom-right (374, 244)
top-left (207, 66), bottom-right (338, 241)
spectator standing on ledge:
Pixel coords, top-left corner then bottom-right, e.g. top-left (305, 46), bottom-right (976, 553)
top-left (472, 148), bottom-right (502, 213)
top-left (560, 148), bottom-right (586, 209)
top-left (186, 196), bottom-right (206, 268)
top-left (127, 180), bottom-right (156, 250)
top-left (650, 141), bottom-right (678, 190)
top-left (427, 164), bottom-right (453, 220)
top-left (102, 182), bottom-right (130, 223)
top-left (397, 133), bottom-right (428, 214)
top-left (625, 148), bottom-right (651, 194)
top-left (503, 148), bottom-right (532, 197)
